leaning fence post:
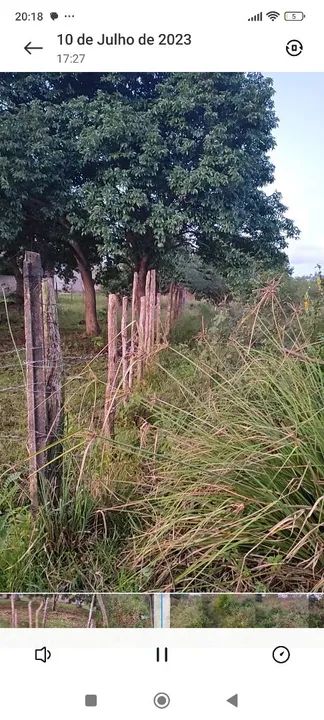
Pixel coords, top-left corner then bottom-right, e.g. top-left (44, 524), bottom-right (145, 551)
top-left (104, 294), bottom-right (118, 437)
top-left (42, 276), bottom-right (64, 502)
top-left (23, 251), bottom-right (46, 514)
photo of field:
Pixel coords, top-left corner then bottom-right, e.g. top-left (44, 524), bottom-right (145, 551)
top-left (171, 594), bottom-right (324, 628)
top-left (0, 72), bottom-right (323, 594)
top-left (308, 595), bottom-right (324, 627)
top-left (2, 592), bottom-right (323, 629)
top-left (0, 594), bottom-right (154, 628)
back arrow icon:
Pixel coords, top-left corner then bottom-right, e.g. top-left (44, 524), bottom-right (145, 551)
top-left (24, 42), bottom-right (44, 55)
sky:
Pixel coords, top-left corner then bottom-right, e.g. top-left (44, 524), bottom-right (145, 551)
top-left (266, 73), bottom-right (324, 276)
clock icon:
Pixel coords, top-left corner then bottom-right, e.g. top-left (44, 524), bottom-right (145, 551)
top-left (272, 646), bottom-right (290, 664)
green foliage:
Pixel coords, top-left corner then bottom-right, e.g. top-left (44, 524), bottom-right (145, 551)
top-left (102, 594), bottom-right (152, 627)
top-left (171, 594), bottom-right (312, 628)
top-left (0, 470), bottom-right (137, 591)
top-left (161, 252), bottom-right (229, 301)
top-left (170, 300), bottom-right (215, 344)
top-left (75, 73), bottom-right (298, 272)
top-left (0, 72), bottom-right (298, 286)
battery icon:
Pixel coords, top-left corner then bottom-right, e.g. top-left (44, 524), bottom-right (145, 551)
top-left (284, 11), bottom-right (306, 20)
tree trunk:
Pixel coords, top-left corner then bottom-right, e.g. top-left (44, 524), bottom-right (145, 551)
top-left (79, 263), bottom-right (100, 336)
top-left (69, 240), bottom-right (100, 336)
top-left (137, 255), bottom-right (148, 300)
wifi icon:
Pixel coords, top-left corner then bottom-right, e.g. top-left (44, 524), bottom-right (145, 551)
top-left (266, 10), bottom-right (280, 21)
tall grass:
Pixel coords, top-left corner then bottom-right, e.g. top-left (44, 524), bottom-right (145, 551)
top-left (0, 282), bottom-right (323, 592)
top-left (125, 286), bottom-right (324, 591)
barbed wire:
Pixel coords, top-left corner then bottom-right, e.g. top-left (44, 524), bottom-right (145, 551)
top-left (0, 354), bottom-right (105, 370)
top-left (0, 385), bottom-right (25, 393)
top-left (0, 348), bottom-right (25, 355)
top-left (0, 348), bottom-right (103, 359)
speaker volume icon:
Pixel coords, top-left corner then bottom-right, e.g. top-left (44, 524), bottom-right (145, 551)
top-left (35, 646), bottom-right (52, 663)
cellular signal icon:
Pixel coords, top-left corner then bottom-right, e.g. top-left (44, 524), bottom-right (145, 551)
top-left (248, 11), bottom-right (263, 21)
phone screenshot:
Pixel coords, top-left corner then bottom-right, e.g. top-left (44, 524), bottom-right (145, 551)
top-left (0, 1), bottom-right (323, 717)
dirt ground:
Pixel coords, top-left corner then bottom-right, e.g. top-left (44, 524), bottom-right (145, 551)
top-left (0, 600), bottom-right (91, 628)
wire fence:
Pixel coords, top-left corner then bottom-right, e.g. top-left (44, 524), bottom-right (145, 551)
top-left (0, 254), bottom-right (186, 509)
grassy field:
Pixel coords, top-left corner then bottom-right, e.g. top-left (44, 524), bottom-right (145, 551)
top-left (0, 276), bottom-right (323, 593)
top-left (0, 598), bottom-right (89, 628)
top-left (170, 593), bottom-right (321, 628)
top-left (0, 593), bottom-right (152, 627)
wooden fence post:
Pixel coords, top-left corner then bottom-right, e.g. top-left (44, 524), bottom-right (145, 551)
top-left (104, 294), bottom-right (118, 437)
top-left (42, 596), bottom-right (49, 628)
top-left (121, 296), bottom-right (128, 399)
top-left (144, 270), bottom-right (151, 362)
top-left (23, 251), bottom-right (46, 514)
top-left (96, 593), bottom-right (109, 628)
top-left (166, 282), bottom-right (174, 338)
top-left (42, 276), bottom-right (64, 501)
top-left (35, 600), bottom-right (44, 628)
top-left (11, 595), bottom-right (16, 628)
top-left (28, 600), bottom-right (33, 628)
top-left (180, 286), bottom-right (185, 313)
top-left (137, 295), bottom-right (146, 382)
top-left (174, 287), bottom-right (180, 321)
top-left (87, 594), bottom-right (96, 628)
top-left (129, 271), bottom-right (138, 390)
top-left (149, 269), bottom-right (156, 351)
top-left (156, 292), bottom-right (161, 346)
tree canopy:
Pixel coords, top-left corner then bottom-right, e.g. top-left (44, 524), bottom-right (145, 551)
top-left (0, 72), bottom-right (299, 331)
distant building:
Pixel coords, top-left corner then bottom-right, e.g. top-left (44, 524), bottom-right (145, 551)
top-left (0, 272), bottom-right (101, 295)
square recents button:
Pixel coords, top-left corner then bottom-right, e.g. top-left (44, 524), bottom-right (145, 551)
top-left (85, 695), bottom-right (97, 707)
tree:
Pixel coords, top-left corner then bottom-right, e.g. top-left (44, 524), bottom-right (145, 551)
top-left (0, 72), bottom-right (169, 330)
top-left (0, 72), bottom-right (299, 330)
top-left (0, 73), bottom-right (104, 334)
top-left (73, 72), bottom-right (298, 296)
